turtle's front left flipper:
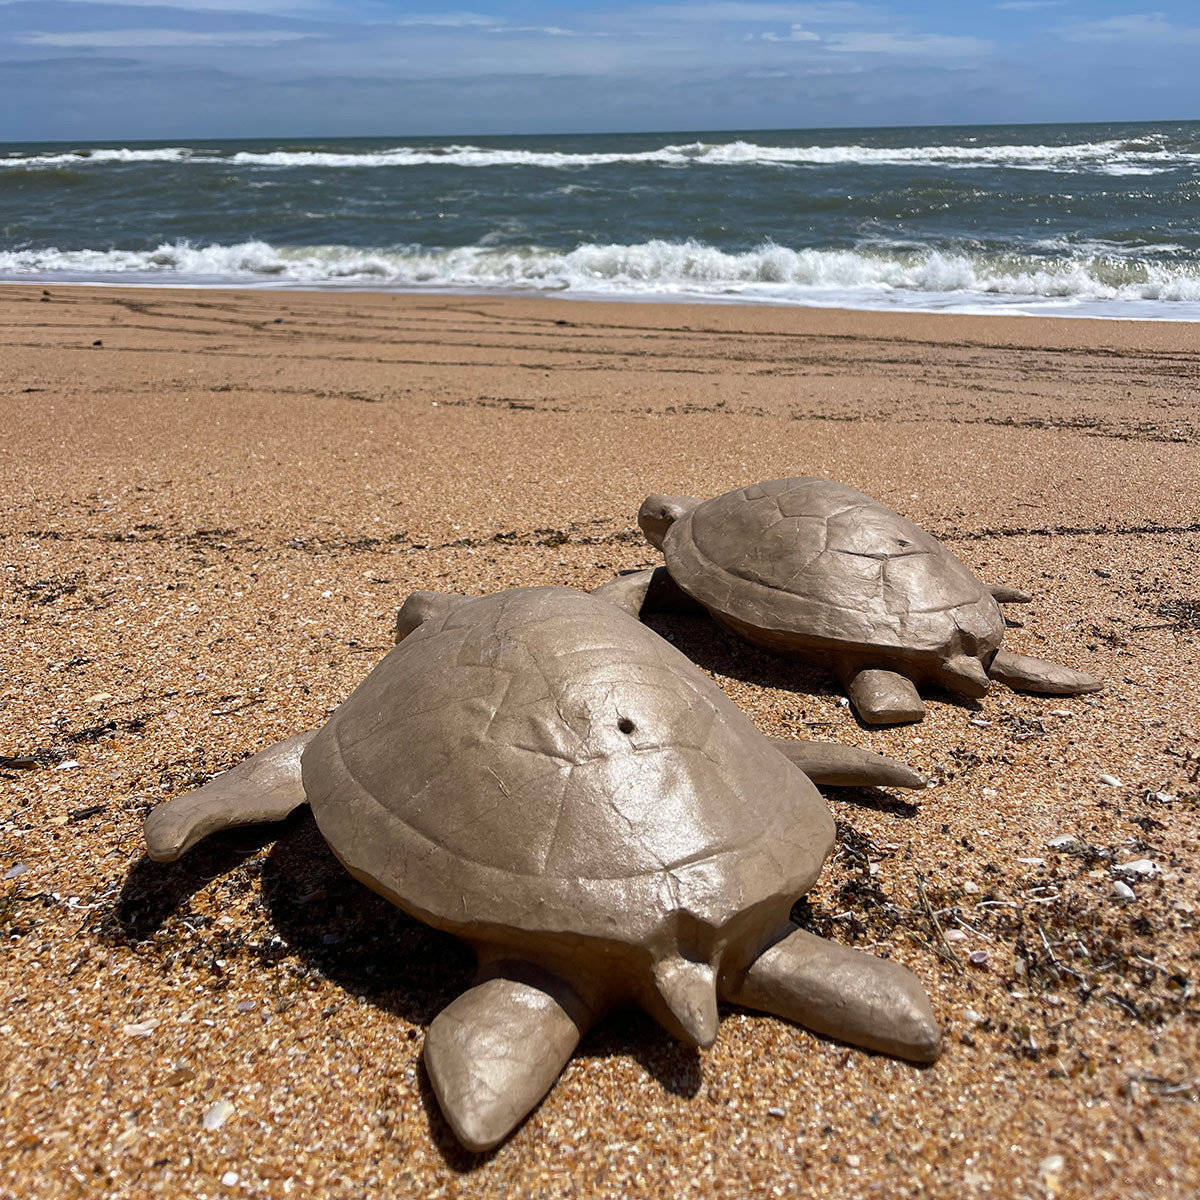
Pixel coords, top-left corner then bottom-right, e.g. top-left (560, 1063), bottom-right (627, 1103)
top-left (722, 926), bottom-right (942, 1063)
top-left (143, 730), bottom-right (316, 862)
top-left (424, 970), bottom-right (593, 1153)
top-left (769, 739), bottom-right (925, 790)
top-left (988, 649), bottom-right (1102, 695)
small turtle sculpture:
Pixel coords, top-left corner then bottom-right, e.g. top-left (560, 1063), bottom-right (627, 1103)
top-left (145, 586), bottom-right (938, 1152)
top-left (603, 477), bottom-right (1101, 725)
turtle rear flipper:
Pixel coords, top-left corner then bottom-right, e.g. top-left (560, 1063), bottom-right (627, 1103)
top-left (143, 730), bottom-right (316, 862)
top-left (425, 970), bottom-right (592, 1152)
top-left (988, 649), bottom-right (1102, 695)
top-left (723, 926), bottom-right (942, 1063)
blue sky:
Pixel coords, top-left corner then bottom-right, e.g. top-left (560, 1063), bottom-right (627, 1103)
top-left (2, 1), bottom-right (1198, 140)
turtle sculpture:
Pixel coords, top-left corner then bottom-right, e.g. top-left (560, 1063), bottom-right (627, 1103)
top-left (144, 586), bottom-right (939, 1152)
top-left (603, 477), bottom-right (1101, 725)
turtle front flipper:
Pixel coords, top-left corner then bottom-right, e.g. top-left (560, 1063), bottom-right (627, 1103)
top-left (593, 566), bottom-right (705, 619)
top-left (424, 968), bottom-right (593, 1152)
top-left (722, 926), bottom-right (942, 1063)
top-left (988, 649), bottom-right (1102, 695)
top-left (768, 739), bottom-right (925, 790)
top-left (844, 668), bottom-right (926, 725)
top-left (143, 730), bottom-right (316, 862)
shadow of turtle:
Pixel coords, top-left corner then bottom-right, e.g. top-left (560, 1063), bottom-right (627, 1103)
top-left (642, 611), bottom-right (836, 700)
top-left (108, 807), bottom-right (707, 1169)
top-left (259, 812), bottom-right (474, 1018)
top-left (107, 816), bottom-right (295, 941)
top-left (642, 610), bottom-right (984, 725)
top-left (265, 814), bottom-right (706, 1167)
top-left (581, 1010), bottom-right (703, 1097)
top-left (825, 787), bottom-right (923, 819)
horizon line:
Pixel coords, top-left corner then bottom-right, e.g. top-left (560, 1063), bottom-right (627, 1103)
top-left (5, 114), bottom-right (1199, 147)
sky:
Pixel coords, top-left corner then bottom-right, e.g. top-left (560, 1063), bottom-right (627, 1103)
top-left (2, 1), bottom-right (1198, 141)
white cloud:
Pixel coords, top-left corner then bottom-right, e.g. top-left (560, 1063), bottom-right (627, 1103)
top-left (0, 0), bottom-right (325, 10)
top-left (642, 3), bottom-right (874, 23)
top-left (17, 28), bottom-right (321, 46)
top-left (828, 31), bottom-right (990, 55)
top-left (487, 25), bottom-right (578, 37)
top-left (761, 23), bottom-right (819, 41)
top-left (387, 14), bottom-right (580, 36)
top-left (1056, 12), bottom-right (1200, 43)
top-left (392, 13), bottom-right (503, 29)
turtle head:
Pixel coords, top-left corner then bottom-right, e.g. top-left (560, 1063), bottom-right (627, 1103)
top-left (638, 493), bottom-right (702, 551)
top-left (395, 590), bottom-right (470, 642)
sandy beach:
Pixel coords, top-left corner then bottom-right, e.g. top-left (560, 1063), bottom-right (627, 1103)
top-left (1, 284), bottom-right (1198, 1199)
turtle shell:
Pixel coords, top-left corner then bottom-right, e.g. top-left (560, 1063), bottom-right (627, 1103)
top-left (662, 478), bottom-right (1003, 667)
top-left (300, 587), bottom-right (831, 963)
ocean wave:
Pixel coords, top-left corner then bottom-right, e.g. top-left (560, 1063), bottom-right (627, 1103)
top-left (3, 137), bottom-right (1198, 173)
top-left (0, 147), bottom-right (198, 168)
top-left (5, 239), bottom-right (1200, 310)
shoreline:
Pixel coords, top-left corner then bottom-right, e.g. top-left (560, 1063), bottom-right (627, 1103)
top-left (7, 279), bottom-right (1200, 352)
top-left (6, 276), bottom-right (1200, 325)
top-left (2, 285), bottom-right (1198, 1198)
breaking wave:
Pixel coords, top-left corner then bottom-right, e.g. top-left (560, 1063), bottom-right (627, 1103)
top-left (1, 146), bottom-right (199, 168)
top-left (6, 239), bottom-right (1200, 316)
top-left (3, 136), bottom-right (1198, 174)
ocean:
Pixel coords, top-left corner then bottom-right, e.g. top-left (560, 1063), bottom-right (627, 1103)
top-left (4, 121), bottom-right (1200, 320)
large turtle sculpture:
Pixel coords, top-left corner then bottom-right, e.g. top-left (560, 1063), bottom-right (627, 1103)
top-left (145, 586), bottom-right (939, 1152)
top-left (604, 478), bottom-right (1101, 725)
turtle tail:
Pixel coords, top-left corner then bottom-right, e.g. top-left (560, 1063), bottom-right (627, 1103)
top-left (143, 730), bottom-right (317, 862)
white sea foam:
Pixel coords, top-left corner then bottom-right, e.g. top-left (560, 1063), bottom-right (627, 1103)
top-left (5, 239), bottom-right (1200, 318)
top-left (3, 137), bottom-right (1197, 172)
top-left (0, 147), bottom-right (199, 168)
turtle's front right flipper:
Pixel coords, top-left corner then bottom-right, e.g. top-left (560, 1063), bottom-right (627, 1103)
top-left (143, 730), bottom-right (317, 862)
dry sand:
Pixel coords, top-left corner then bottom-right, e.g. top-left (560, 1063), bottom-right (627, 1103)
top-left (1, 285), bottom-right (1198, 1199)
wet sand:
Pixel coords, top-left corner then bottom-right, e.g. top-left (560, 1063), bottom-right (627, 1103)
top-left (1, 285), bottom-right (1198, 1199)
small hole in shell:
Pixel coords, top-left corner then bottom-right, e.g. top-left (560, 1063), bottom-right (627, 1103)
top-left (617, 717), bottom-right (636, 735)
